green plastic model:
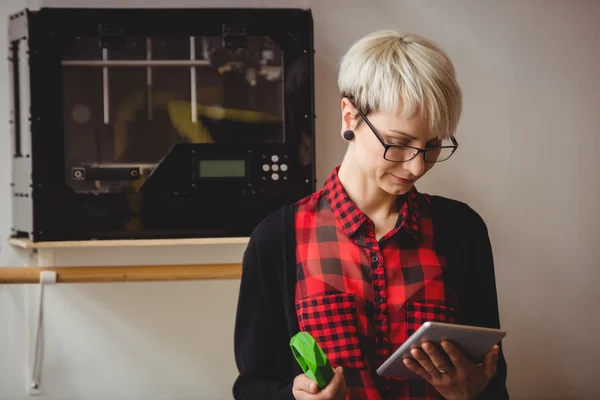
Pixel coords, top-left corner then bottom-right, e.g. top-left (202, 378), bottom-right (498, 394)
top-left (290, 331), bottom-right (335, 389)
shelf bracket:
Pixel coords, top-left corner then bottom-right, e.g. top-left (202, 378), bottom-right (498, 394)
top-left (28, 270), bottom-right (56, 396)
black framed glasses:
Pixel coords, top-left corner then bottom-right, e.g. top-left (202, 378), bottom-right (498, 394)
top-left (357, 109), bottom-right (458, 163)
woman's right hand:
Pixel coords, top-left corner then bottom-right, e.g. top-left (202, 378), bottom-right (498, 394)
top-left (292, 366), bottom-right (347, 400)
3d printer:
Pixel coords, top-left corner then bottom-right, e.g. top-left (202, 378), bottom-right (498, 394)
top-left (9, 7), bottom-right (315, 241)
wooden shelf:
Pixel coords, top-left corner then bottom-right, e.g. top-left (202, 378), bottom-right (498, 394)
top-left (4, 237), bottom-right (247, 283)
top-left (0, 264), bottom-right (242, 284)
top-left (8, 236), bottom-right (249, 249)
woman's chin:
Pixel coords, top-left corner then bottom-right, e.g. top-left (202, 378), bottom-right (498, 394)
top-left (381, 180), bottom-right (413, 196)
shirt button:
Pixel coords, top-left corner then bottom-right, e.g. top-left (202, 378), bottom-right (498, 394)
top-left (371, 255), bottom-right (379, 263)
top-left (375, 295), bottom-right (384, 303)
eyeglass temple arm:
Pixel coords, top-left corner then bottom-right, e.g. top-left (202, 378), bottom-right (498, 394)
top-left (355, 109), bottom-right (387, 146)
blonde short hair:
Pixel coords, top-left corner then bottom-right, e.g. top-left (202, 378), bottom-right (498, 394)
top-left (338, 29), bottom-right (462, 140)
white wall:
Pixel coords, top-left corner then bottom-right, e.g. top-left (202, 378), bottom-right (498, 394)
top-left (2, 1), bottom-right (599, 399)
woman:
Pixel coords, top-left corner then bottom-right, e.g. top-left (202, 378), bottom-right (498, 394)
top-left (233, 29), bottom-right (508, 400)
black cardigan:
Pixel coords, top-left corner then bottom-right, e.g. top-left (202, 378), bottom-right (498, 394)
top-left (232, 195), bottom-right (509, 399)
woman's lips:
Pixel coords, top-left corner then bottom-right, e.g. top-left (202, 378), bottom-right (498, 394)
top-left (390, 174), bottom-right (414, 184)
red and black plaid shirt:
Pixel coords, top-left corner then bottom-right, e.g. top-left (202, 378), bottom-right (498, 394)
top-left (294, 167), bottom-right (460, 400)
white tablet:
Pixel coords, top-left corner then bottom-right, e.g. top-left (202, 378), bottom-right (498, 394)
top-left (376, 321), bottom-right (507, 379)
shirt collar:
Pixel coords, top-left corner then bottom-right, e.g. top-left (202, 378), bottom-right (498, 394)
top-left (322, 166), bottom-right (421, 240)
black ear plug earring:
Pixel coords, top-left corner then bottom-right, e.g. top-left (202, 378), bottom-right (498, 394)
top-left (343, 130), bottom-right (355, 141)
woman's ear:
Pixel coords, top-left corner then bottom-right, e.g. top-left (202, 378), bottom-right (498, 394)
top-left (340, 97), bottom-right (357, 131)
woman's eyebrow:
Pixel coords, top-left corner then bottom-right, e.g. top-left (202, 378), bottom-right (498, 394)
top-left (388, 129), bottom-right (417, 140)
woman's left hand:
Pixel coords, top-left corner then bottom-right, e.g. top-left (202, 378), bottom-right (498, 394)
top-left (403, 340), bottom-right (499, 400)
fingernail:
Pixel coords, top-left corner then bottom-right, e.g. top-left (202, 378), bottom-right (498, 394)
top-left (309, 382), bottom-right (315, 391)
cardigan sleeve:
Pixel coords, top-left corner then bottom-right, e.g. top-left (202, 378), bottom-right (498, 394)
top-left (232, 213), bottom-right (296, 400)
top-left (465, 206), bottom-right (510, 399)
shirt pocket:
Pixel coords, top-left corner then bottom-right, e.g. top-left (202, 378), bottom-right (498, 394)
top-left (295, 292), bottom-right (367, 369)
top-left (406, 301), bottom-right (460, 337)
